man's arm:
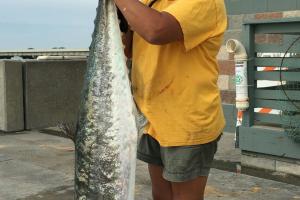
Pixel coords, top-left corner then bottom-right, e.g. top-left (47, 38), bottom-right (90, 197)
top-left (114, 0), bottom-right (183, 45)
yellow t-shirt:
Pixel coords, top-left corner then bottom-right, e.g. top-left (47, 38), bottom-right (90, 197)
top-left (132, 0), bottom-right (227, 147)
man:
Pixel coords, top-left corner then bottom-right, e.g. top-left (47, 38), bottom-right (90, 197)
top-left (114, 0), bottom-right (227, 199)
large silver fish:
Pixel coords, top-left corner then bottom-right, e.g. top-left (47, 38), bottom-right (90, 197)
top-left (74, 0), bottom-right (139, 199)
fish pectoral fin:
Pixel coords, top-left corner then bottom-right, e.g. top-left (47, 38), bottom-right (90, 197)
top-left (58, 122), bottom-right (76, 143)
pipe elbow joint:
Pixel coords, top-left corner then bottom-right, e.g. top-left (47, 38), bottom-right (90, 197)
top-left (226, 39), bottom-right (248, 61)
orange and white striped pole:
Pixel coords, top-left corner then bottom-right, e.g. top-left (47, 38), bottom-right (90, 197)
top-left (235, 110), bottom-right (244, 148)
top-left (256, 65), bottom-right (284, 116)
top-left (254, 108), bottom-right (281, 115)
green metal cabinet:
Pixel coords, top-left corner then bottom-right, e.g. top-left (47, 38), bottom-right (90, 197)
top-left (225, 0), bottom-right (300, 15)
top-left (239, 18), bottom-right (300, 159)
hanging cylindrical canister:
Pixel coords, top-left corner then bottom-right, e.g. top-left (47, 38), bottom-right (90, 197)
top-left (226, 39), bottom-right (249, 111)
top-left (235, 60), bottom-right (249, 110)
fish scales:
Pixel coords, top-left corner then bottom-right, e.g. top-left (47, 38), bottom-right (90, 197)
top-left (75, 0), bottom-right (138, 199)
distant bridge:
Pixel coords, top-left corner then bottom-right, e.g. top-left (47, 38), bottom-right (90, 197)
top-left (0, 49), bottom-right (89, 59)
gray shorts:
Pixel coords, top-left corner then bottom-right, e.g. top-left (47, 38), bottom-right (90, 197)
top-left (137, 134), bottom-right (221, 182)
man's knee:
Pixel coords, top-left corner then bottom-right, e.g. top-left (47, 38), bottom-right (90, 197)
top-left (152, 183), bottom-right (172, 200)
top-left (173, 192), bottom-right (204, 200)
top-left (171, 176), bottom-right (207, 200)
top-left (148, 164), bottom-right (172, 200)
top-left (152, 190), bottom-right (172, 200)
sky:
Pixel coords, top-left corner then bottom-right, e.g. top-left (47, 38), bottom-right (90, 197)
top-left (0, 0), bottom-right (98, 50)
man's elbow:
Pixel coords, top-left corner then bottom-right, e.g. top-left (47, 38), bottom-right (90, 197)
top-left (142, 12), bottom-right (183, 45)
top-left (144, 27), bottom-right (167, 45)
top-left (143, 27), bottom-right (182, 45)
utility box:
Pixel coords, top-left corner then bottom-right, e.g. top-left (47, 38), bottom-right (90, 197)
top-left (0, 61), bottom-right (24, 132)
top-left (239, 18), bottom-right (300, 176)
top-left (23, 60), bottom-right (86, 130)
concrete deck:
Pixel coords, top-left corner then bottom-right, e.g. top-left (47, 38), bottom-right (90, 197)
top-left (0, 131), bottom-right (300, 200)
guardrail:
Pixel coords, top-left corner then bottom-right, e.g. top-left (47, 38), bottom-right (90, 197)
top-left (0, 49), bottom-right (89, 58)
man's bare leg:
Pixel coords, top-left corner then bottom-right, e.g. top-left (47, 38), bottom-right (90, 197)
top-left (148, 164), bottom-right (173, 200)
top-left (171, 176), bottom-right (208, 200)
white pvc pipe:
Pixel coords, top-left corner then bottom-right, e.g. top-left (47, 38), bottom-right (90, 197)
top-left (226, 39), bottom-right (247, 60)
top-left (226, 39), bottom-right (249, 111)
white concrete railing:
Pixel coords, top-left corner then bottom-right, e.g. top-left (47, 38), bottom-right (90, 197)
top-left (0, 49), bottom-right (89, 58)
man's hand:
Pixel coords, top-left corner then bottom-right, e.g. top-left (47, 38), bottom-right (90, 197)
top-left (117, 8), bottom-right (129, 33)
top-left (114, 0), bottom-right (183, 45)
top-left (122, 30), bottom-right (133, 59)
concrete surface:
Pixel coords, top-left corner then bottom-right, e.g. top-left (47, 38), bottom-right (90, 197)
top-left (242, 152), bottom-right (300, 177)
top-left (215, 133), bottom-right (241, 164)
top-left (1, 131), bottom-right (300, 200)
top-left (214, 134), bottom-right (300, 185)
top-left (23, 60), bottom-right (86, 130)
top-left (0, 61), bottom-right (24, 132)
